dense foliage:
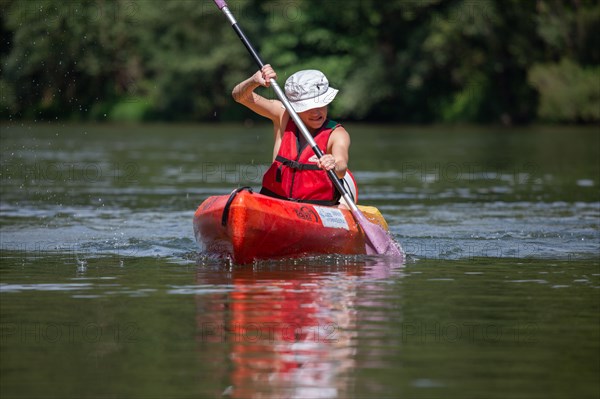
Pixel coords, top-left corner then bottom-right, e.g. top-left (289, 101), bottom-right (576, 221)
top-left (1, 0), bottom-right (598, 123)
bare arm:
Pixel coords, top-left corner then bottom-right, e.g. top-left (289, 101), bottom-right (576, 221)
top-left (319, 127), bottom-right (350, 179)
top-left (232, 64), bottom-right (285, 123)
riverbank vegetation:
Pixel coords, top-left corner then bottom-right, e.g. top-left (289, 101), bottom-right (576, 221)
top-left (1, 0), bottom-right (598, 124)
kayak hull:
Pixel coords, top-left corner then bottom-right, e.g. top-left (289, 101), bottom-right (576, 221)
top-left (193, 189), bottom-right (390, 264)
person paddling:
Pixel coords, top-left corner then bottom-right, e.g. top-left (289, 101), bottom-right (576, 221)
top-left (232, 65), bottom-right (357, 206)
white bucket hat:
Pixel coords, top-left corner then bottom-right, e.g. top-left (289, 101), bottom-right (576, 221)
top-left (284, 70), bottom-right (339, 113)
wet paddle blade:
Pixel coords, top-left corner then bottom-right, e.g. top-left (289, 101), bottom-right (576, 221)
top-left (353, 210), bottom-right (404, 257)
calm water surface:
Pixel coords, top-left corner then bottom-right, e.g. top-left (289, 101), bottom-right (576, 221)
top-left (1, 123), bottom-right (599, 399)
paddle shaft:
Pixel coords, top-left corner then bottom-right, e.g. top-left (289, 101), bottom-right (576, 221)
top-left (215, 1), bottom-right (359, 212)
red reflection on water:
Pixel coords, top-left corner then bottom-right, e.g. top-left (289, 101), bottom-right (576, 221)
top-left (195, 259), bottom-right (402, 398)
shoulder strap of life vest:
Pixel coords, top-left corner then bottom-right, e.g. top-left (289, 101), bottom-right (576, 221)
top-left (277, 119), bottom-right (339, 168)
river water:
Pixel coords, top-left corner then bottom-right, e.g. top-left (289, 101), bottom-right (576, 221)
top-left (1, 123), bottom-right (598, 398)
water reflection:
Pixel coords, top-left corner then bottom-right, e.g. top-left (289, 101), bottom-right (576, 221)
top-left (195, 257), bottom-right (404, 398)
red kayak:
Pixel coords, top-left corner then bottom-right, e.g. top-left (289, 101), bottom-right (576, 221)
top-left (193, 188), bottom-right (391, 264)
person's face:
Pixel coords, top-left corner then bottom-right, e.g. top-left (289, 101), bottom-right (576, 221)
top-left (299, 106), bottom-right (328, 131)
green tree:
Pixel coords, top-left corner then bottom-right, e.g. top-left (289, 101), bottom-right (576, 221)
top-left (528, 0), bottom-right (600, 122)
top-left (1, 0), bottom-right (598, 124)
top-left (2, 0), bottom-right (141, 119)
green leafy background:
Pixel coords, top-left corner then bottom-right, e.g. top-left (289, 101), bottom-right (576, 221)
top-left (1, 0), bottom-right (598, 124)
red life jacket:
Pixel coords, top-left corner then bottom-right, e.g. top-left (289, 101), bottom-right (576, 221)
top-left (261, 118), bottom-right (342, 206)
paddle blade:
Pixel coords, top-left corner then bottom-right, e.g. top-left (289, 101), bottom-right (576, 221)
top-left (214, 0), bottom-right (228, 9)
top-left (353, 210), bottom-right (404, 257)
